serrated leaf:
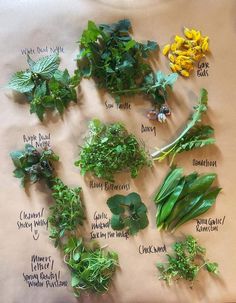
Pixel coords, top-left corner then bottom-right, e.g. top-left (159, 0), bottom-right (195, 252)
top-left (55, 99), bottom-right (64, 114)
top-left (54, 69), bottom-right (70, 85)
top-left (8, 71), bottom-right (34, 93)
top-left (31, 54), bottom-right (60, 78)
top-left (34, 81), bottom-right (47, 98)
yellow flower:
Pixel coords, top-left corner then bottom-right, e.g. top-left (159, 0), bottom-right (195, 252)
top-left (169, 62), bottom-right (177, 72)
top-left (168, 53), bottom-right (176, 63)
top-left (162, 44), bottom-right (170, 56)
top-left (184, 27), bottom-right (193, 39)
top-left (180, 69), bottom-right (190, 77)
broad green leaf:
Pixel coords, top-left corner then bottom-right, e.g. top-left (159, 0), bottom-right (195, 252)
top-left (173, 188), bottom-right (221, 230)
top-left (8, 71), bottom-right (34, 93)
top-left (34, 81), bottom-right (47, 98)
top-left (55, 99), bottom-right (64, 114)
top-left (205, 262), bottom-right (219, 274)
top-left (54, 69), bottom-right (70, 85)
top-left (125, 192), bottom-right (142, 206)
top-left (124, 40), bottom-right (136, 51)
top-left (10, 150), bottom-right (25, 168)
top-left (157, 179), bottom-right (185, 227)
top-left (111, 214), bottom-right (125, 230)
top-left (166, 193), bottom-right (204, 231)
top-left (13, 168), bottom-right (25, 178)
top-left (154, 167), bottom-right (183, 204)
top-left (107, 195), bottom-right (125, 215)
top-left (34, 103), bottom-right (45, 121)
top-left (31, 54), bottom-right (60, 78)
top-left (186, 173), bottom-right (216, 195)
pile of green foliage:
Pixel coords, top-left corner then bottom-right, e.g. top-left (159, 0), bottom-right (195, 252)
top-left (154, 167), bottom-right (221, 232)
top-left (8, 54), bottom-right (81, 120)
top-left (75, 119), bottom-right (152, 182)
top-left (107, 192), bottom-right (149, 235)
top-left (157, 235), bottom-right (219, 286)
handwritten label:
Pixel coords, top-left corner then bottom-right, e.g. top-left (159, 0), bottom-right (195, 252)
top-left (23, 133), bottom-right (51, 148)
top-left (21, 46), bottom-right (64, 56)
top-left (22, 255), bottom-right (68, 288)
top-left (17, 208), bottom-right (48, 240)
top-left (138, 244), bottom-right (167, 255)
top-left (90, 211), bottom-right (129, 240)
top-left (195, 216), bottom-right (225, 232)
top-left (197, 61), bottom-right (209, 77)
top-left (105, 100), bottom-right (131, 110)
top-left (192, 159), bottom-right (217, 167)
top-left (89, 181), bottom-right (130, 191)
top-left (141, 124), bottom-right (156, 136)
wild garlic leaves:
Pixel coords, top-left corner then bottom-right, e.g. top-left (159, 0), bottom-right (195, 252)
top-left (107, 192), bottom-right (149, 235)
top-left (154, 167), bottom-right (221, 232)
top-left (8, 54), bottom-right (80, 120)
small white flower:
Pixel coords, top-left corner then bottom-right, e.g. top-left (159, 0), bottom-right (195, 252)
top-left (157, 112), bottom-right (167, 123)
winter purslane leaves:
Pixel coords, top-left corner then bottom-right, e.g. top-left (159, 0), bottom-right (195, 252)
top-left (8, 54), bottom-right (81, 120)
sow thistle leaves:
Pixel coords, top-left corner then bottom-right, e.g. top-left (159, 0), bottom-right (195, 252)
top-left (157, 235), bottom-right (219, 285)
top-left (107, 192), bottom-right (149, 235)
top-left (152, 88), bottom-right (215, 163)
top-left (154, 167), bottom-right (221, 232)
top-left (7, 54), bottom-right (80, 120)
top-left (77, 19), bottom-right (179, 109)
top-left (10, 144), bottom-right (59, 187)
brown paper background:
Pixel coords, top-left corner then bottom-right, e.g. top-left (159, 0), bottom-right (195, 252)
top-left (0, 0), bottom-right (236, 302)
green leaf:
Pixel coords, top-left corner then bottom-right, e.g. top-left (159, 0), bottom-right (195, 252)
top-left (173, 188), bottom-right (221, 230)
top-left (34, 103), bottom-right (45, 121)
top-left (157, 179), bottom-right (185, 227)
top-left (205, 262), bottom-right (219, 274)
top-left (186, 173), bottom-right (216, 195)
top-left (13, 168), bottom-right (25, 178)
top-left (8, 71), bottom-right (34, 93)
top-left (55, 99), bottom-right (64, 114)
top-left (71, 274), bottom-right (80, 287)
top-left (111, 215), bottom-right (125, 230)
top-left (124, 39), bottom-right (136, 51)
top-left (31, 54), bottom-right (60, 78)
top-left (54, 69), bottom-right (70, 85)
top-left (10, 150), bottom-right (25, 167)
top-left (34, 81), bottom-right (47, 98)
top-left (154, 167), bottom-right (183, 204)
top-left (107, 195), bottom-right (126, 215)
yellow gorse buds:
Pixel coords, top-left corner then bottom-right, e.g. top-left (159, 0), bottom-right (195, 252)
top-left (162, 27), bottom-right (209, 77)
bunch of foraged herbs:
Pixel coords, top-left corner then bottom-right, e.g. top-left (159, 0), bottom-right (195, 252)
top-left (10, 144), bottom-right (119, 297)
top-left (152, 88), bottom-right (215, 163)
top-left (10, 143), bottom-right (59, 187)
top-left (77, 19), bottom-right (178, 120)
top-left (8, 54), bottom-right (81, 120)
top-left (64, 236), bottom-right (119, 297)
top-left (154, 167), bottom-right (221, 232)
top-left (48, 178), bottom-right (85, 247)
top-left (157, 235), bottom-right (219, 286)
top-left (107, 192), bottom-right (149, 235)
top-left (75, 119), bottom-right (152, 182)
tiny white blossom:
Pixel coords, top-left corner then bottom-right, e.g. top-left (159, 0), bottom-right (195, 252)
top-left (157, 112), bottom-right (167, 123)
